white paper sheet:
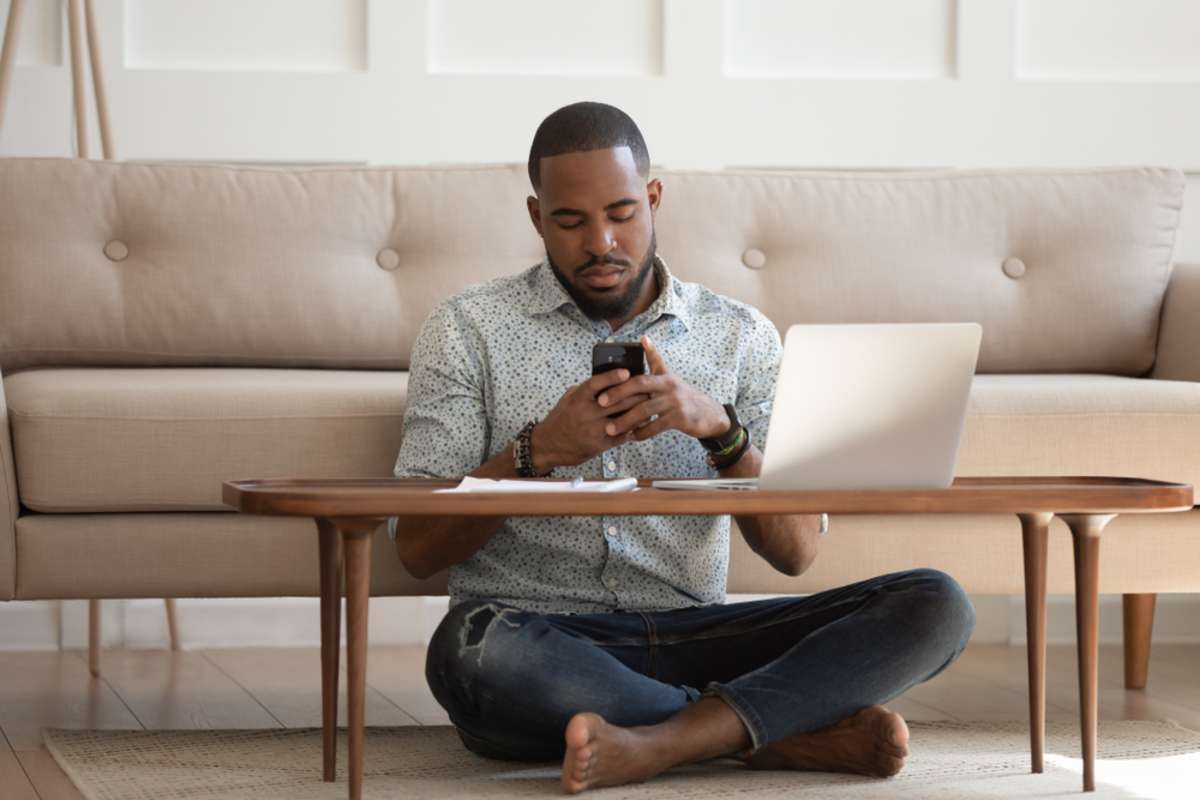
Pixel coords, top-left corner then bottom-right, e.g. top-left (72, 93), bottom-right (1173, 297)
top-left (435, 476), bottom-right (638, 493)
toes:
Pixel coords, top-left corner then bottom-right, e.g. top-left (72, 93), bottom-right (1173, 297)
top-left (876, 754), bottom-right (905, 778)
top-left (564, 714), bottom-right (593, 750)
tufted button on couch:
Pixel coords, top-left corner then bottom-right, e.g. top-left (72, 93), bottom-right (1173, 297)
top-left (1, 159), bottom-right (1196, 685)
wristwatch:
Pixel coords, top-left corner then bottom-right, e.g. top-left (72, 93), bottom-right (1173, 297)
top-left (699, 404), bottom-right (742, 452)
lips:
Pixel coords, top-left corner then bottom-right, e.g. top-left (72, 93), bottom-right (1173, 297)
top-left (580, 268), bottom-right (625, 289)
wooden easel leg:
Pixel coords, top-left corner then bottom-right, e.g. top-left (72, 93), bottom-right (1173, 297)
top-left (0, 0), bottom-right (25, 133)
top-left (66, 0), bottom-right (88, 158)
top-left (82, 0), bottom-right (112, 158)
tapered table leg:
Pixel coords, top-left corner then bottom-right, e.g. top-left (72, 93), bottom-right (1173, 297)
top-left (333, 519), bottom-right (378, 800)
top-left (316, 518), bottom-right (343, 783)
top-left (1018, 512), bottom-right (1053, 774)
top-left (1060, 513), bottom-right (1116, 793)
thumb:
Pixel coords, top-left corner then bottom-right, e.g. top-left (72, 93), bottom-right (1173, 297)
top-left (641, 335), bottom-right (668, 376)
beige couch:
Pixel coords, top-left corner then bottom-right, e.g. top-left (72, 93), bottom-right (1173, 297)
top-left (1, 158), bottom-right (1198, 684)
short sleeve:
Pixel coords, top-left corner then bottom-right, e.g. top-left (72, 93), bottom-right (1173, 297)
top-left (389, 300), bottom-right (491, 541)
top-left (734, 309), bottom-right (782, 452)
top-left (394, 299), bottom-right (491, 479)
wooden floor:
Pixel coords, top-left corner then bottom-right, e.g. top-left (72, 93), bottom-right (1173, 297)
top-left (2, 642), bottom-right (1198, 799)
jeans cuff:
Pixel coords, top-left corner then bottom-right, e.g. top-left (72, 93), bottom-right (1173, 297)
top-left (701, 682), bottom-right (768, 755)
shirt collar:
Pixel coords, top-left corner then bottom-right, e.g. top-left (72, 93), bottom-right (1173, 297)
top-left (526, 255), bottom-right (692, 332)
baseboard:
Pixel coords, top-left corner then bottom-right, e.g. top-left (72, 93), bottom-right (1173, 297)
top-left (0, 597), bottom-right (429, 651)
top-left (2, 593), bottom-right (1199, 651)
top-left (1006, 593), bottom-right (1200, 645)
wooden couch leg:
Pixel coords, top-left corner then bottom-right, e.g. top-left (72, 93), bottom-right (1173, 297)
top-left (165, 598), bottom-right (180, 650)
top-left (1122, 593), bottom-right (1156, 689)
top-left (88, 599), bottom-right (100, 677)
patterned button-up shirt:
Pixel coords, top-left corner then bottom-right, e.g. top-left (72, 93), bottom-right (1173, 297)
top-left (389, 257), bottom-right (781, 614)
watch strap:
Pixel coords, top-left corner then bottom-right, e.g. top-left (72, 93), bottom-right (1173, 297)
top-left (699, 403), bottom-right (742, 452)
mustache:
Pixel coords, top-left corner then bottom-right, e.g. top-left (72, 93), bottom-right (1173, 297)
top-left (575, 254), bottom-right (632, 274)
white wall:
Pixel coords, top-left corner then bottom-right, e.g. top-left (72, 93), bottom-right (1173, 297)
top-left (2, 0), bottom-right (1200, 650)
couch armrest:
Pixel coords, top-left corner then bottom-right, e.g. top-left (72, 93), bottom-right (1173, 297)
top-left (1153, 263), bottom-right (1200, 382)
top-left (0, 373), bottom-right (17, 599)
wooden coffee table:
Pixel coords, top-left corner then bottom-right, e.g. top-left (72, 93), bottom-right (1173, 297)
top-left (222, 476), bottom-right (1193, 798)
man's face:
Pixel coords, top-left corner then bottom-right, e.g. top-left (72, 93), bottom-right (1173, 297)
top-left (527, 147), bottom-right (662, 321)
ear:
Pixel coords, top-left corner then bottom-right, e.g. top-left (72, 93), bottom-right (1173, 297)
top-left (646, 178), bottom-right (663, 218)
top-left (526, 195), bottom-right (544, 238)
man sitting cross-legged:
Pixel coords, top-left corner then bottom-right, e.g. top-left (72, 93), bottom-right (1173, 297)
top-left (388, 100), bottom-right (975, 794)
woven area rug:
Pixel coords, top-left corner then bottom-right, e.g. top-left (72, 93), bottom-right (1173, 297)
top-left (44, 720), bottom-right (1200, 799)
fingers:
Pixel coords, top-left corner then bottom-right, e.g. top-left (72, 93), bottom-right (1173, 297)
top-left (584, 368), bottom-right (630, 395)
top-left (631, 414), bottom-right (673, 441)
top-left (596, 374), bottom-right (666, 409)
top-left (605, 395), bottom-right (670, 437)
top-left (641, 335), bottom-right (669, 376)
top-left (602, 393), bottom-right (651, 416)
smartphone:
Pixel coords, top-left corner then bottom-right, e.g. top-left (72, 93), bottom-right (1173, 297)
top-left (592, 342), bottom-right (644, 418)
top-left (592, 342), bottom-right (645, 378)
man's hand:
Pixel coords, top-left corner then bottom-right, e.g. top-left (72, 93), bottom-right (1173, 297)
top-left (597, 335), bottom-right (730, 442)
top-left (530, 368), bottom-right (650, 471)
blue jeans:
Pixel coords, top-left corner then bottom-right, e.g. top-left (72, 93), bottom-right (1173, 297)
top-left (425, 568), bottom-right (975, 762)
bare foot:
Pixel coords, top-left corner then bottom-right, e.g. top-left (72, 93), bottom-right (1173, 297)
top-left (745, 705), bottom-right (909, 778)
top-left (560, 712), bottom-right (666, 794)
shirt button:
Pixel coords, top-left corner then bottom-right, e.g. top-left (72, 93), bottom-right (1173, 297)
top-left (606, 460), bottom-right (617, 472)
top-left (606, 525), bottom-right (618, 537)
top-left (604, 575), bottom-right (617, 588)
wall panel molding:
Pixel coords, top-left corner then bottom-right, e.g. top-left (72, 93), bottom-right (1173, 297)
top-left (723, 0), bottom-right (957, 79)
top-left (124, 0), bottom-right (366, 72)
top-left (1017, 0), bottom-right (1200, 82)
top-left (427, 0), bottom-right (663, 77)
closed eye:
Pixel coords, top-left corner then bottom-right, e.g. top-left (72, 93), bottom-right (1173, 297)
top-left (554, 210), bottom-right (635, 230)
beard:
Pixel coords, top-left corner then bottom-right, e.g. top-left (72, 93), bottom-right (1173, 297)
top-left (547, 232), bottom-right (658, 321)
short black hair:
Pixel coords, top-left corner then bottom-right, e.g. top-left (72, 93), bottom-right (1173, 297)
top-left (527, 101), bottom-right (650, 192)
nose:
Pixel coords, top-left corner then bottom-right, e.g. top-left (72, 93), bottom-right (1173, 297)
top-left (583, 220), bottom-right (617, 259)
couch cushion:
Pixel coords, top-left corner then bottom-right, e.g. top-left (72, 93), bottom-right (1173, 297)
top-left (0, 159), bottom-right (1184, 375)
top-left (5, 368), bottom-right (407, 512)
top-left (959, 374), bottom-right (1200, 491)
top-left (6, 369), bottom-right (1198, 513)
top-left (15, 513), bottom-right (449, 599)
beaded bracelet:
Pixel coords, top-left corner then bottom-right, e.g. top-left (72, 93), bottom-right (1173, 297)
top-left (707, 426), bottom-right (751, 470)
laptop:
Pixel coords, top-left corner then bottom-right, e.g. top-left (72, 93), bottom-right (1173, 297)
top-left (652, 322), bottom-right (982, 492)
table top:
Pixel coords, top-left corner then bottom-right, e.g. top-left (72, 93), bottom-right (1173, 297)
top-left (222, 476), bottom-right (1194, 518)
